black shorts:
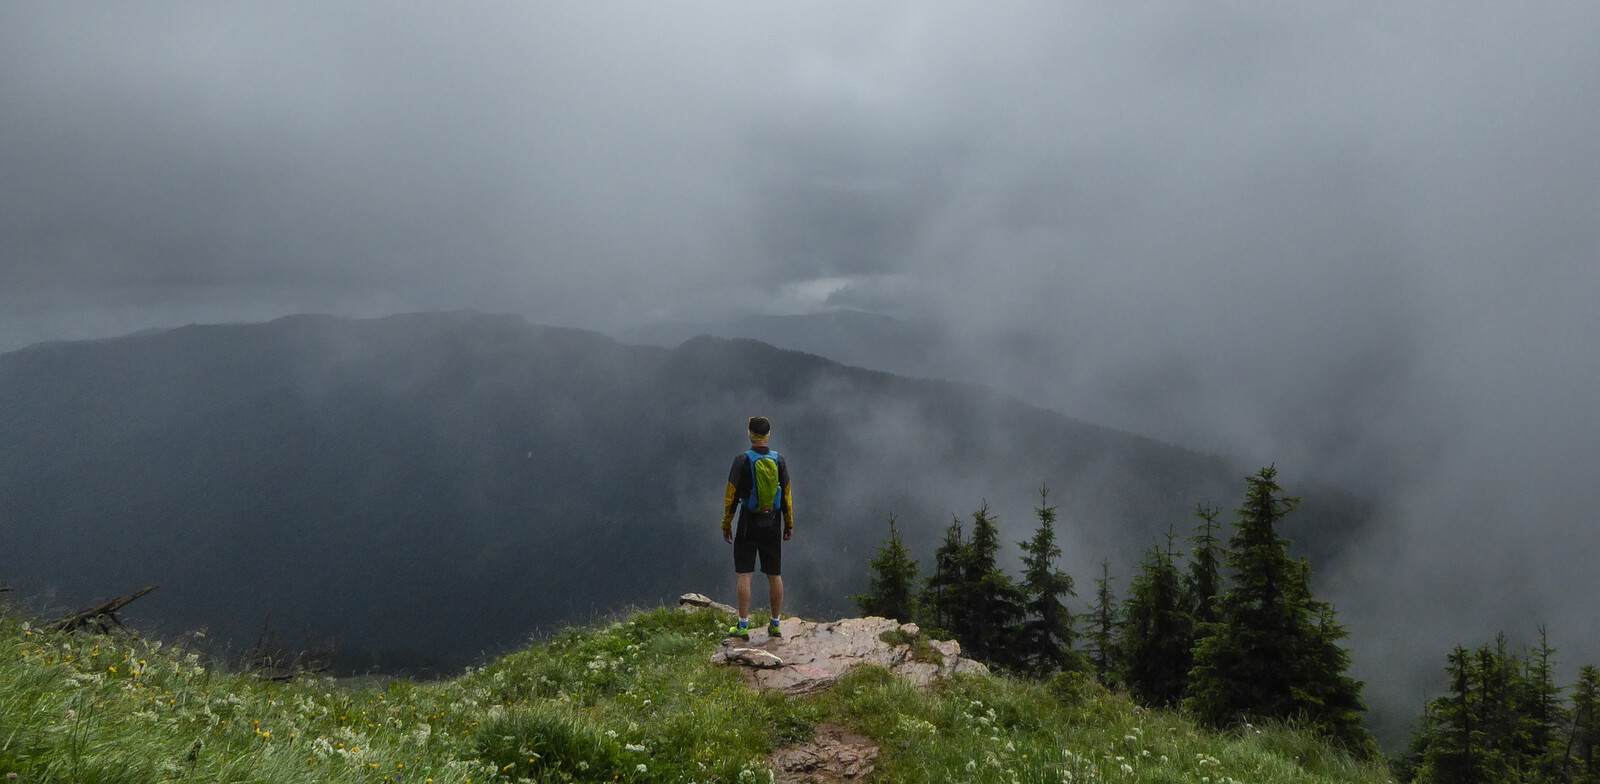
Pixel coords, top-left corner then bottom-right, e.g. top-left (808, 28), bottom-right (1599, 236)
top-left (733, 515), bottom-right (783, 575)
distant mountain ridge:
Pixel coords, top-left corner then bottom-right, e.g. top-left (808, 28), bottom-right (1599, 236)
top-left (615, 309), bottom-right (948, 381)
top-left (614, 309), bottom-right (1093, 434)
top-left (0, 311), bottom-right (1367, 673)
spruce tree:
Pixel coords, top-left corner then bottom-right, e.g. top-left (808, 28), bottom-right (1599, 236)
top-left (1087, 559), bottom-right (1119, 685)
top-left (1118, 534), bottom-right (1194, 707)
top-left (922, 516), bottom-right (967, 636)
top-left (1015, 486), bottom-right (1084, 675)
top-left (958, 503), bottom-right (1025, 668)
top-left (1186, 466), bottom-right (1375, 756)
top-left (1571, 666), bottom-right (1600, 784)
top-left (1187, 504), bottom-right (1224, 627)
top-left (1417, 646), bottom-right (1485, 784)
top-left (1472, 638), bottom-right (1517, 778)
top-left (1180, 504), bottom-right (1224, 702)
top-left (852, 514), bottom-right (921, 622)
top-left (1518, 629), bottom-right (1567, 782)
top-left (1413, 635), bottom-right (1593, 784)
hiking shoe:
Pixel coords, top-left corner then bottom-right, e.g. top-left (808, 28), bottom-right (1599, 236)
top-left (768, 619), bottom-right (782, 638)
top-left (728, 623), bottom-right (750, 641)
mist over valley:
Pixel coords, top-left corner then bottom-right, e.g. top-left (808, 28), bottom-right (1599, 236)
top-left (0, 311), bottom-right (1371, 674)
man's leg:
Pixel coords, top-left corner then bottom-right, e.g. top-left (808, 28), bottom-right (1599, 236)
top-left (767, 574), bottom-right (783, 621)
top-left (736, 572), bottom-right (753, 619)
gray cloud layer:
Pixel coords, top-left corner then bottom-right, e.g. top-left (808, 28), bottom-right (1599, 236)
top-left (4, 1), bottom-right (1598, 731)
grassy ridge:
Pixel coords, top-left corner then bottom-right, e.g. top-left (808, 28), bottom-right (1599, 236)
top-left (0, 607), bottom-right (1393, 783)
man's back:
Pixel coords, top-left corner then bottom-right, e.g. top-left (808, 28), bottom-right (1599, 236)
top-left (722, 416), bottom-right (793, 639)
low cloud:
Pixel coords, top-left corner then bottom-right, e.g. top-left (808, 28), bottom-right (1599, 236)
top-left (3, 1), bottom-right (1599, 735)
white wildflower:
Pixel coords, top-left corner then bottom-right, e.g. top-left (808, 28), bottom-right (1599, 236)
top-left (635, 764), bottom-right (647, 774)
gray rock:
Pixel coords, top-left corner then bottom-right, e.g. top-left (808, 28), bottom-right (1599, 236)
top-left (710, 615), bottom-right (988, 695)
top-left (717, 646), bottom-right (785, 669)
top-left (677, 592), bottom-right (738, 617)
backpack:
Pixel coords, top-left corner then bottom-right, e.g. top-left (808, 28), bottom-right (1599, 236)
top-left (743, 449), bottom-right (782, 515)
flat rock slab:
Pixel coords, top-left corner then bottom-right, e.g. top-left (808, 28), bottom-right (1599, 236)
top-left (710, 616), bottom-right (988, 695)
top-left (722, 646), bottom-right (785, 668)
top-left (770, 723), bottom-right (879, 784)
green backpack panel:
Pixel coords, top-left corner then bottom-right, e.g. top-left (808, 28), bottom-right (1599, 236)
top-left (743, 449), bottom-right (782, 515)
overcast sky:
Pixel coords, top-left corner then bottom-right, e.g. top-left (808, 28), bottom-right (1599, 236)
top-left (4, 2), bottom-right (1598, 726)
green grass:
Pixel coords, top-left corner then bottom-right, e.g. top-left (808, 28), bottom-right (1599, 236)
top-left (0, 605), bottom-right (1396, 783)
top-left (876, 629), bottom-right (945, 667)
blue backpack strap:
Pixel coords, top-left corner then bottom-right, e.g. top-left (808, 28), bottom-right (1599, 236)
top-left (744, 450), bottom-right (760, 511)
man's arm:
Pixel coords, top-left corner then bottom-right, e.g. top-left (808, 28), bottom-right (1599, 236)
top-left (779, 456), bottom-right (794, 539)
top-left (782, 482), bottom-right (794, 540)
top-left (721, 481), bottom-right (739, 543)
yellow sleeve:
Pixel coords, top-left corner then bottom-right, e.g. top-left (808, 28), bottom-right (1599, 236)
top-left (722, 481), bottom-right (739, 533)
top-left (782, 484), bottom-right (794, 531)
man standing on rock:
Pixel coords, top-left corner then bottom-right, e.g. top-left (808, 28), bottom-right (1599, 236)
top-left (722, 416), bottom-right (793, 640)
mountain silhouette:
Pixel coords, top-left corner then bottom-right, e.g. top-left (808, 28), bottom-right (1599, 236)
top-left (0, 311), bottom-right (1367, 673)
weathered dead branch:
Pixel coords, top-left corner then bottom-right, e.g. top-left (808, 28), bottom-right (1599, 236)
top-left (45, 584), bottom-right (158, 633)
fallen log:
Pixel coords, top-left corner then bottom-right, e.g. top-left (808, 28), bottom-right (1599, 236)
top-left (46, 585), bottom-right (158, 634)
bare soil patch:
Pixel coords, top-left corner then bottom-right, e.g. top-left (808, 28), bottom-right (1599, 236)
top-left (769, 723), bottom-right (879, 784)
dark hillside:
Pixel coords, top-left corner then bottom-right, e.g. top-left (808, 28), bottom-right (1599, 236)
top-left (0, 312), bottom-right (1367, 672)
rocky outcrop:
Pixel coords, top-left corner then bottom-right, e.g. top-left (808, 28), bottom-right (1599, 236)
top-left (703, 615), bottom-right (988, 695)
top-left (679, 594), bottom-right (985, 784)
